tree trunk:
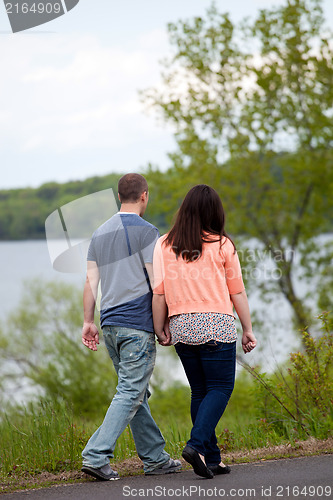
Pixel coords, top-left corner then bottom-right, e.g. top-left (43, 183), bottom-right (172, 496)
top-left (277, 261), bottom-right (311, 349)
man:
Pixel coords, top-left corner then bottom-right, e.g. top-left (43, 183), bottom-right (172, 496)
top-left (81, 173), bottom-right (181, 481)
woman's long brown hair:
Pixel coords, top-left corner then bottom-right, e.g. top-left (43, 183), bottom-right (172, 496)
top-left (164, 184), bottom-right (235, 262)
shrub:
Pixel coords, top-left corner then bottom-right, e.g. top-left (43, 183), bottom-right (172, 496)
top-left (242, 312), bottom-right (333, 440)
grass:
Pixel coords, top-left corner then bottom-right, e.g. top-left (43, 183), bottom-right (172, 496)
top-left (1, 287), bottom-right (332, 494)
top-left (1, 375), bottom-right (331, 480)
top-left (0, 392), bottom-right (332, 494)
top-left (0, 400), bottom-right (87, 476)
top-left (1, 325), bottom-right (332, 495)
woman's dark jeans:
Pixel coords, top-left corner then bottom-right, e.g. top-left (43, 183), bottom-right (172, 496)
top-left (175, 340), bottom-right (236, 466)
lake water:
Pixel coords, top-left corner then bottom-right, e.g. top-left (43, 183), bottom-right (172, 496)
top-left (0, 237), bottom-right (331, 403)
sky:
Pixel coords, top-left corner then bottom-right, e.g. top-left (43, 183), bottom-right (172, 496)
top-left (0, 0), bottom-right (332, 190)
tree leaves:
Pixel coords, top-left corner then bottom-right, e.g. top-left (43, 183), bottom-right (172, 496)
top-left (0, 280), bottom-right (117, 417)
top-left (142, 0), bottom-right (333, 338)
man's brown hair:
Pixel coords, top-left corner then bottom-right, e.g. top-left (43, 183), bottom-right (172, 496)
top-left (118, 173), bottom-right (148, 203)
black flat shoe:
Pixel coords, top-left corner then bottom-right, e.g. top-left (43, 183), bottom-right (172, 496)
top-left (209, 464), bottom-right (231, 475)
top-left (182, 445), bottom-right (214, 479)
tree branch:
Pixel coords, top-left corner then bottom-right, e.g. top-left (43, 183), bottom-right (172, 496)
top-left (290, 182), bottom-right (314, 254)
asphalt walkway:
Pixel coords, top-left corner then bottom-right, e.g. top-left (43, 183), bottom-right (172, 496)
top-left (3, 455), bottom-right (332, 500)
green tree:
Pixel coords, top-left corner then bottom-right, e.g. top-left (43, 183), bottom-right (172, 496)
top-left (143, 0), bottom-right (333, 341)
top-left (0, 280), bottom-right (117, 417)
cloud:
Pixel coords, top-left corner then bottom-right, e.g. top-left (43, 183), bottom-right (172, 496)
top-left (0, 30), bottom-right (171, 153)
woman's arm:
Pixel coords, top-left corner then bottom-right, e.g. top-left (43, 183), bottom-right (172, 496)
top-left (231, 290), bottom-right (257, 354)
top-left (152, 294), bottom-right (171, 346)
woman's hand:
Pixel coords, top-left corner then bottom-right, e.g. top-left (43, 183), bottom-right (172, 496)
top-left (242, 331), bottom-right (257, 354)
top-left (155, 319), bottom-right (172, 346)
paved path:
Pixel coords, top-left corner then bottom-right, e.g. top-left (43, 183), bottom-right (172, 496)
top-left (3, 455), bottom-right (332, 500)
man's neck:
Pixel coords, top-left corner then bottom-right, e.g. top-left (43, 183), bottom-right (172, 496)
top-left (119, 204), bottom-right (142, 216)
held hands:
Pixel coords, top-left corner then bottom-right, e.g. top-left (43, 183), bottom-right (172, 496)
top-left (82, 322), bottom-right (100, 351)
top-left (242, 331), bottom-right (257, 354)
top-left (156, 319), bottom-right (172, 346)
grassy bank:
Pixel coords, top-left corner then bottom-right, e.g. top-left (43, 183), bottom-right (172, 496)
top-left (1, 368), bottom-right (332, 489)
top-left (1, 314), bottom-right (332, 493)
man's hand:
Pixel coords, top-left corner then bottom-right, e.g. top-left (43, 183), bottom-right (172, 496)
top-left (242, 331), bottom-right (257, 354)
top-left (82, 322), bottom-right (100, 351)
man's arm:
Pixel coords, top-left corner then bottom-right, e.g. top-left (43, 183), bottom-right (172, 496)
top-left (82, 260), bottom-right (100, 351)
top-left (145, 262), bottom-right (154, 289)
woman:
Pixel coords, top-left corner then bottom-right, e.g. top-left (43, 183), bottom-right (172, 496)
top-left (152, 185), bottom-right (256, 479)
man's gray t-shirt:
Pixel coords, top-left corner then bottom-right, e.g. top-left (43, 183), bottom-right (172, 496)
top-left (87, 213), bottom-right (159, 332)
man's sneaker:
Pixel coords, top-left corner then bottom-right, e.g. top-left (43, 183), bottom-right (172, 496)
top-left (145, 458), bottom-right (182, 475)
top-left (81, 463), bottom-right (120, 481)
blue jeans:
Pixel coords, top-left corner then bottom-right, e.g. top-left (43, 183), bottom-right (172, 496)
top-left (82, 326), bottom-right (170, 472)
top-left (175, 341), bottom-right (236, 466)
